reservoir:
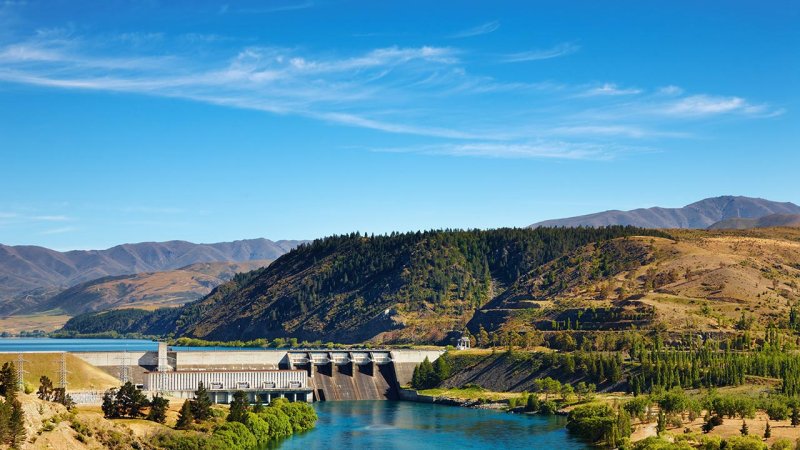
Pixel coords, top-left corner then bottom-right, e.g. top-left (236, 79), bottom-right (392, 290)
top-left (274, 401), bottom-right (589, 450)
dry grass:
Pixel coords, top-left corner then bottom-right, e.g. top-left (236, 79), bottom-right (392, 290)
top-left (0, 353), bottom-right (119, 391)
top-left (0, 313), bottom-right (72, 333)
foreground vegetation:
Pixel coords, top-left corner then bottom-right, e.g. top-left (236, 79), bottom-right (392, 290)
top-left (97, 382), bottom-right (317, 449)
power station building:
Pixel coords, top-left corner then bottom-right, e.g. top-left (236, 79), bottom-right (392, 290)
top-left (144, 369), bottom-right (312, 403)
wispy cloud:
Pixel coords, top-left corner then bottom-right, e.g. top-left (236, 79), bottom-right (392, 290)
top-left (448, 20), bottom-right (500, 39)
top-left (372, 140), bottom-right (645, 160)
top-left (660, 95), bottom-right (780, 118)
top-left (40, 226), bottom-right (77, 235)
top-left (501, 42), bottom-right (580, 63)
top-left (31, 215), bottom-right (70, 221)
top-left (0, 29), bottom-right (782, 160)
top-left (219, 1), bottom-right (315, 14)
top-left (580, 83), bottom-right (642, 97)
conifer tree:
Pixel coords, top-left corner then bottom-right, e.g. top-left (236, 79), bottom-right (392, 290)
top-left (656, 410), bottom-right (666, 436)
top-left (764, 421), bottom-right (771, 439)
top-left (9, 399), bottom-right (25, 448)
top-left (191, 382), bottom-right (213, 421)
top-left (740, 419), bottom-right (748, 436)
top-left (433, 356), bottom-right (451, 383)
top-left (147, 395), bottom-right (169, 424)
top-left (176, 400), bottom-right (194, 429)
top-left (227, 391), bottom-right (249, 424)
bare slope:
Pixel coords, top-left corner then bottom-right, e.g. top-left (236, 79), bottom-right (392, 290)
top-left (29, 260), bottom-right (272, 315)
top-left (531, 196), bottom-right (800, 229)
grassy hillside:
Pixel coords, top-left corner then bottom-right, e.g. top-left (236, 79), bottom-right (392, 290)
top-left (0, 353), bottom-right (119, 391)
top-left (470, 228), bottom-right (800, 337)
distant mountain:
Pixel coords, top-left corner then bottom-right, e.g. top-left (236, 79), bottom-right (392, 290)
top-left (530, 196), bottom-right (800, 229)
top-left (22, 260), bottom-right (273, 316)
top-left (0, 238), bottom-right (303, 303)
top-left (707, 213), bottom-right (800, 230)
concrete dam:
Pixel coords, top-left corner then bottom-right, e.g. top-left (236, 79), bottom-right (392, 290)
top-left (73, 345), bottom-right (443, 403)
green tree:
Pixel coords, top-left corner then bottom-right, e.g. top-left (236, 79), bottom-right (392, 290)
top-left (764, 421), bottom-right (771, 439)
top-left (191, 382), bottom-right (213, 421)
top-left (434, 356), bottom-right (451, 383)
top-left (9, 399), bottom-right (25, 448)
top-left (227, 391), bottom-right (250, 424)
top-left (37, 375), bottom-right (54, 401)
top-left (740, 419), bottom-right (749, 436)
top-left (792, 406), bottom-right (800, 427)
top-left (115, 382), bottom-right (149, 418)
top-left (175, 400), bottom-right (194, 430)
top-left (0, 362), bottom-right (19, 402)
top-left (656, 410), bottom-right (667, 436)
top-left (147, 395), bottom-right (169, 424)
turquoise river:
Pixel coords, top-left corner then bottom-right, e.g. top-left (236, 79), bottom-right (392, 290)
top-left (272, 401), bottom-right (589, 450)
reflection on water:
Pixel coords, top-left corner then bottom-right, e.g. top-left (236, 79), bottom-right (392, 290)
top-left (273, 401), bottom-right (588, 450)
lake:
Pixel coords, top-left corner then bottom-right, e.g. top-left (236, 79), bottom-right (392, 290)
top-left (273, 401), bottom-right (589, 450)
top-left (0, 338), bottom-right (159, 352)
top-left (0, 338), bottom-right (272, 352)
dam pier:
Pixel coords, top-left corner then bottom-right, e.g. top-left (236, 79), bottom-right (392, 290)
top-left (71, 343), bottom-right (442, 404)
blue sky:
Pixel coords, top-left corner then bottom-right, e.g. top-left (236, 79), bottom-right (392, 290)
top-left (0, 0), bottom-right (798, 250)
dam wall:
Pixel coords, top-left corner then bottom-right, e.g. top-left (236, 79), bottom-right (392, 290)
top-left (69, 347), bottom-right (444, 401)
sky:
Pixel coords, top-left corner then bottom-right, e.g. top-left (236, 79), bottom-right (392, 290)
top-left (0, 0), bottom-right (798, 250)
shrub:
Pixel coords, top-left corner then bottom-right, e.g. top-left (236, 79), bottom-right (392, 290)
top-left (211, 422), bottom-right (256, 450)
top-left (539, 400), bottom-right (558, 415)
top-left (632, 436), bottom-right (693, 450)
top-left (770, 438), bottom-right (793, 450)
top-left (243, 412), bottom-right (271, 445)
top-left (259, 408), bottom-right (293, 440)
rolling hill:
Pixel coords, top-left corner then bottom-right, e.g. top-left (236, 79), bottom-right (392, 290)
top-left (468, 227), bottom-right (800, 336)
top-left (0, 238), bottom-right (302, 305)
top-left (61, 227), bottom-right (800, 345)
top-left (530, 196), bottom-right (800, 229)
top-left (60, 227), bottom-right (669, 342)
top-left (25, 260), bottom-right (273, 315)
top-left (707, 213), bottom-right (800, 230)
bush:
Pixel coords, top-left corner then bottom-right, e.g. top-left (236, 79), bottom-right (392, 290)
top-left (566, 403), bottom-right (630, 447)
top-left (632, 436), bottom-right (693, 450)
top-left (282, 402), bottom-right (317, 433)
top-left (243, 412), bottom-right (271, 445)
top-left (624, 397), bottom-right (650, 420)
top-left (211, 422), bottom-right (257, 450)
top-left (770, 439), bottom-right (793, 450)
top-left (766, 401), bottom-right (789, 421)
top-left (539, 400), bottom-right (558, 415)
top-left (259, 408), bottom-right (293, 440)
top-left (722, 435), bottom-right (767, 450)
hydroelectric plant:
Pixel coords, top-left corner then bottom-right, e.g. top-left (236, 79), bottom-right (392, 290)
top-left (71, 342), bottom-right (442, 404)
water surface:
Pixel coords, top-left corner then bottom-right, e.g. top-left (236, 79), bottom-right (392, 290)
top-left (274, 401), bottom-right (589, 450)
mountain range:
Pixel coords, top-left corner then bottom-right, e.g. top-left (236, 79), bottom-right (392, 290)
top-left (0, 238), bottom-right (303, 303)
top-left (530, 196), bottom-right (800, 229)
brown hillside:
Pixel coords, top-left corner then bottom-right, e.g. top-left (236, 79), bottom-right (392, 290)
top-left (470, 228), bottom-right (800, 335)
top-left (32, 260), bottom-right (272, 315)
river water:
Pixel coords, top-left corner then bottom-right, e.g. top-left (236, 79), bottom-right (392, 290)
top-left (273, 401), bottom-right (589, 450)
